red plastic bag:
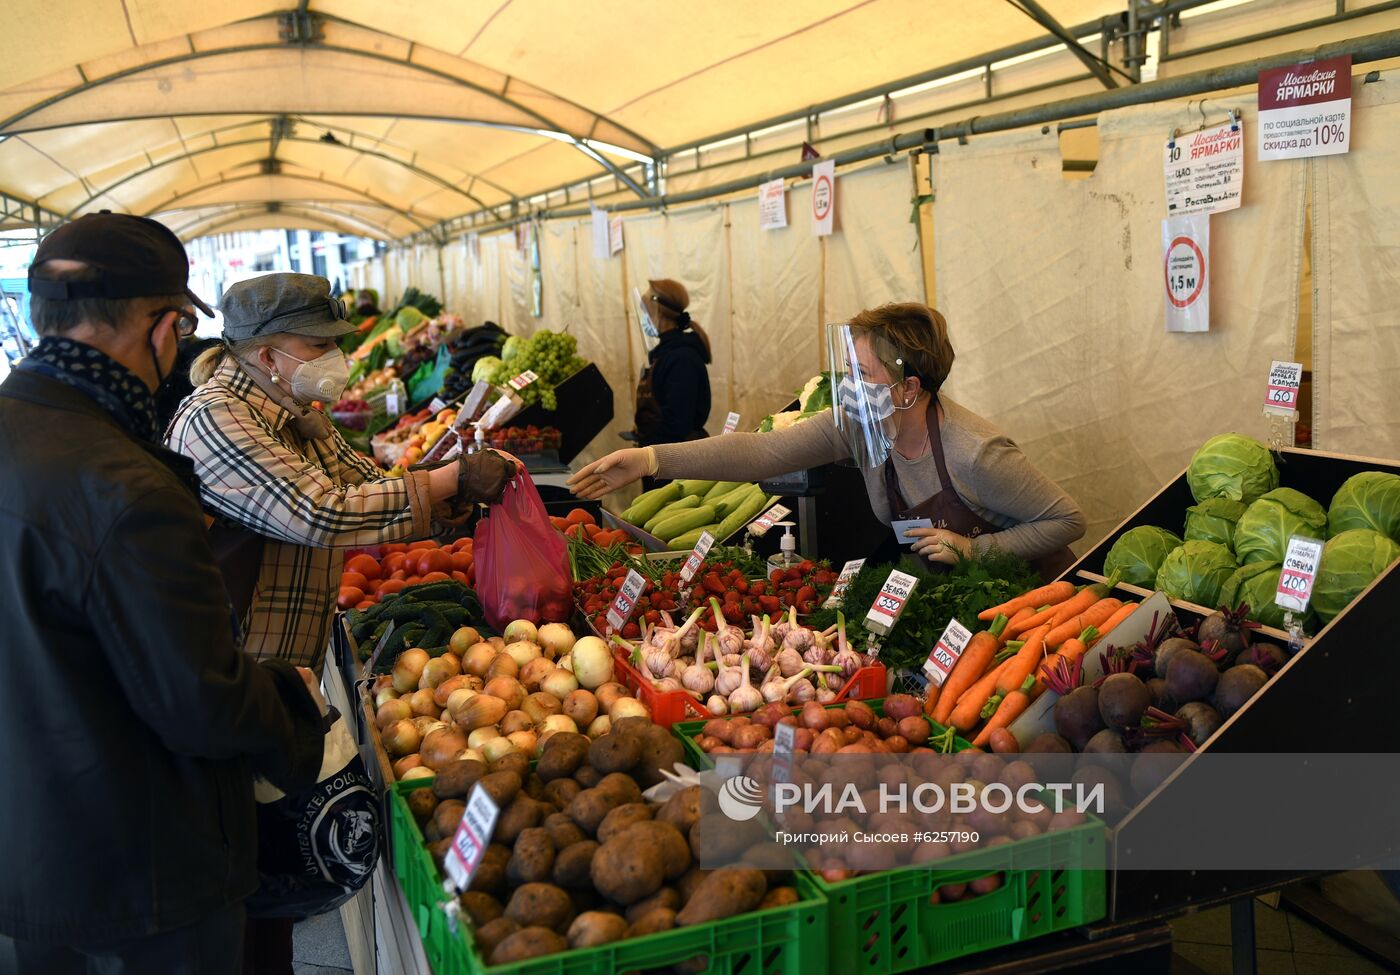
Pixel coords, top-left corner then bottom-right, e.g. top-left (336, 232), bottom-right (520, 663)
top-left (473, 471), bottom-right (573, 631)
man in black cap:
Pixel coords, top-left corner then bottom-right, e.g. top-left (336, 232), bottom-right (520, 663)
top-left (0, 212), bottom-right (327, 974)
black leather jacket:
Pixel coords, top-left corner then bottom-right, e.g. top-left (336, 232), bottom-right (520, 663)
top-left (0, 369), bottom-right (325, 945)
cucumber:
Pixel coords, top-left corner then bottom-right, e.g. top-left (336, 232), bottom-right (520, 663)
top-left (668, 523), bottom-right (722, 551)
top-left (713, 484), bottom-right (760, 521)
top-left (651, 504), bottom-right (718, 543)
top-left (623, 482), bottom-right (683, 526)
top-left (673, 479), bottom-right (717, 498)
top-left (701, 480), bottom-right (745, 503)
top-left (643, 494), bottom-right (700, 533)
top-left (712, 490), bottom-right (772, 541)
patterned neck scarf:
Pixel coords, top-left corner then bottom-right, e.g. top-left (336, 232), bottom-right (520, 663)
top-left (18, 336), bottom-right (159, 442)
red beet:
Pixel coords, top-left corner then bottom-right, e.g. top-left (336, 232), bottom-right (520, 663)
top-left (1164, 649), bottom-right (1220, 704)
top-left (1097, 674), bottom-right (1151, 731)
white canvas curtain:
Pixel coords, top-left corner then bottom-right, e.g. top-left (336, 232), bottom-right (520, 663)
top-left (1310, 71), bottom-right (1400, 461)
top-left (935, 99), bottom-right (1306, 548)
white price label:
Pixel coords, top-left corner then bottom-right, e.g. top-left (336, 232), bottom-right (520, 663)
top-left (772, 722), bottom-right (796, 783)
top-left (822, 558), bottom-right (866, 609)
top-left (722, 412), bottom-right (741, 435)
top-left (1276, 535), bottom-right (1324, 613)
top-left (606, 568), bottom-right (647, 633)
top-left (429, 397), bottom-right (448, 414)
top-left (384, 392), bottom-right (401, 417)
top-left (679, 531), bottom-right (717, 585)
top-left (748, 504), bottom-right (791, 537)
top-left (1263, 360), bottom-right (1304, 417)
top-left (443, 783), bottom-right (500, 891)
top-left (1164, 119), bottom-right (1244, 217)
top-left (922, 619), bottom-right (974, 687)
top-left (508, 370), bottom-right (539, 392)
top-left (865, 570), bottom-right (919, 637)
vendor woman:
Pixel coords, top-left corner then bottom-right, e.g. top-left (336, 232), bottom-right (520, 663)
top-left (570, 302), bottom-right (1084, 578)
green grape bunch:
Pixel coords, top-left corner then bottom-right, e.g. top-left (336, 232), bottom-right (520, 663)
top-left (487, 329), bottom-right (586, 410)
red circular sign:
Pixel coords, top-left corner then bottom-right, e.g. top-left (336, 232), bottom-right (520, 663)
top-left (812, 175), bottom-right (833, 220)
top-left (1164, 234), bottom-right (1206, 308)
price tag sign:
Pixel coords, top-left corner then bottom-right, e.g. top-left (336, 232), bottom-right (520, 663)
top-left (922, 619), bottom-right (974, 687)
top-left (443, 783), bottom-right (501, 891)
top-left (384, 392), bottom-right (401, 417)
top-left (508, 370), bottom-right (539, 392)
top-left (429, 396), bottom-right (448, 414)
top-left (865, 570), bottom-right (919, 637)
top-left (461, 380), bottom-right (493, 420)
top-left (748, 503), bottom-right (791, 537)
top-left (822, 558), bottom-right (866, 609)
top-left (606, 568), bottom-right (647, 633)
top-left (1276, 535), bottom-right (1323, 613)
top-left (722, 412), bottom-right (741, 435)
top-left (1263, 360), bottom-right (1304, 418)
top-left (772, 722), bottom-right (796, 784)
top-left (1164, 119), bottom-right (1244, 217)
top-left (678, 531), bottom-right (716, 586)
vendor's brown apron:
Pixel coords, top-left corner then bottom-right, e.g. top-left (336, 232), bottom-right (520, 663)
top-left (883, 399), bottom-right (1076, 583)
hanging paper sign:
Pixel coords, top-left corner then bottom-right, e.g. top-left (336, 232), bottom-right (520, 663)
top-left (465, 233), bottom-right (481, 264)
top-left (1162, 214), bottom-right (1210, 333)
top-left (822, 558), bottom-right (866, 609)
top-left (678, 531), bottom-right (717, 586)
top-left (811, 159), bottom-right (835, 236)
top-left (429, 397), bottom-right (448, 414)
top-left (759, 179), bottom-right (787, 231)
top-left (606, 568), bottom-right (647, 633)
top-left (591, 209), bottom-right (610, 260)
top-left (384, 391), bottom-right (401, 417)
top-left (748, 503), bottom-right (791, 537)
top-left (865, 570), bottom-right (918, 637)
top-left (461, 380), bottom-right (493, 421)
top-left (922, 619), bottom-right (974, 687)
top-left (1276, 535), bottom-right (1324, 613)
top-left (772, 723), bottom-right (796, 784)
top-left (609, 216), bottom-right (625, 255)
top-left (722, 412), bottom-right (741, 435)
top-left (508, 370), bottom-right (539, 392)
top-left (1165, 119), bottom-right (1244, 216)
top-left (1263, 360), bottom-right (1304, 418)
top-left (1258, 55), bottom-right (1351, 161)
top-left (443, 783), bottom-right (501, 891)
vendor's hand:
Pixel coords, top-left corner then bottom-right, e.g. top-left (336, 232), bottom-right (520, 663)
top-left (567, 448), bottom-right (656, 499)
top-left (296, 666), bottom-right (330, 717)
top-left (908, 527), bottom-right (973, 565)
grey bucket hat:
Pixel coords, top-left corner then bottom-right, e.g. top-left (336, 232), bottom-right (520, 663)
top-left (220, 273), bottom-right (355, 341)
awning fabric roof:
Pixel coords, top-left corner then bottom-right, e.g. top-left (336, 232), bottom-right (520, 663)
top-left (0, 0), bottom-right (1124, 239)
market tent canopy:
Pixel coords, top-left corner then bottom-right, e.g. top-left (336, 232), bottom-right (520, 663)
top-left (0, 0), bottom-right (1126, 238)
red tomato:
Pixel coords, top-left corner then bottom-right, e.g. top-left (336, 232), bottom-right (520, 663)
top-left (421, 571), bottom-right (451, 583)
top-left (408, 541), bottom-right (437, 551)
top-left (453, 537), bottom-right (473, 552)
top-left (381, 552), bottom-right (408, 575)
top-left (380, 542), bottom-right (408, 554)
top-left (353, 600), bottom-right (375, 611)
top-left (337, 586), bottom-right (365, 609)
top-left (451, 570), bottom-right (470, 584)
top-left (340, 571), bottom-right (369, 592)
top-left (364, 580), bottom-right (382, 595)
top-left (378, 579), bottom-right (408, 596)
top-left (449, 551), bottom-right (473, 572)
top-left (345, 554), bottom-right (380, 580)
top-left (403, 576), bottom-right (422, 586)
top-left (419, 549), bottom-right (451, 574)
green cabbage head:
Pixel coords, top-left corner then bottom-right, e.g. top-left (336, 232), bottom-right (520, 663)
top-left (1184, 498), bottom-right (1248, 551)
top-left (1313, 528), bottom-right (1400, 623)
top-left (1233, 488), bottom-right (1327, 565)
top-left (1327, 471), bottom-right (1400, 543)
top-left (1104, 526), bottom-right (1182, 587)
top-left (1155, 540), bottom-right (1238, 608)
top-left (1187, 434), bottom-right (1279, 504)
top-left (1218, 562), bottom-right (1310, 630)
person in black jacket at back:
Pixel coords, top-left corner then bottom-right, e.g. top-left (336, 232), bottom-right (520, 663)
top-left (633, 278), bottom-right (711, 446)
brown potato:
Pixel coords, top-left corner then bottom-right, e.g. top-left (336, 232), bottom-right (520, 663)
top-left (539, 735), bottom-right (590, 781)
top-left (624, 887), bottom-right (680, 925)
top-left (566, 788), bottom-right (620, 835)
top-left (688, 814), bottom-right (765, 864)
top-left (676, 866), bottom-right (711, 903)
top-left (623, 820), bottom-right (691, 880)
top-left (495, 795), bottom-right (546, 845)
top-left (675, 868), bottom-right (767, 926)
top-left (432, 759), bottom-right (487, 800)
top-left (523, 774), bottom-right (546, 801)
top-left (595, 772), bottom-right (643, 806)
top-left (543, 812), bottom-right (587, 850)
top-left (468, 844), bottom-right (511, 897)
top-left (476, 770), bottom-right (523, 808)
top-left (507, 828), bottom-right (556, 885)
top-left (458, 891), bottom-right (502, 927)
top-left (566, 911), bottom-right (628, 949)
top-left (612, 715), bottom-right (652, 738)
top-left (407, 788), bottom-right (438, 825)
top-left (543, 777), bottom-right (582, 809)
top-left (758, 887), bottom-right (800, 909)
top-left (504, 883), bottom-right (574, 932)
top-left (490, 926), bottom-right (568, 964)
top-left (474, 917), bottom-right (519, 958)
top-left (626, 907), bottom-right (677, 938)
top-left (596, 803), bottom-right (655, 844)
top-left (657, 786), bottom-right (705, 834)
top-left (587, 733), bottom-right (641, 774)
top-left (432, 800), bottom-right (466, 838)
top-left (633, 724), bottom-right (685, 787)
top-left (552, 839), bottom-right (599, 888)
top-left (573, 765), bottom-right (603, 789)
top-left (490, 751), bottom-right (531, 780)
top-left (590, 833), bottom-right (666, 905)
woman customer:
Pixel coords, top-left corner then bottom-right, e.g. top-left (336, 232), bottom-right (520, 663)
top-left (573, 302), bottom-right (1084, 578)
top-left (168, 272), bottom-right (514, 672)
top-left (632, 278), bottom-right (712, 445)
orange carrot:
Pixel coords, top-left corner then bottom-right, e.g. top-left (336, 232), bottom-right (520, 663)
top-left (923, 683), bottom-right (941, 718)
top-left (1033, 626), bottom-right (1099, 696)
top-left (978, 623), bottom-right (1051, 718)
top-left (1005, 604), bottom-right (1056, 639)
top-left (1044, 598), bottom-right (1123, 649)
top-left (978, 581), bottom-right (1076, 622)
top-left (972, 676), bottom-right (1036, 748)
top-left (1093, 601), bottom-right (1140, 639)
top-left (931, 615), bottom-right (1009, 726)
top-left (1002, 606), bottom-right (1035, 641)
top-left (949, 659), bottom-right (1010, 733)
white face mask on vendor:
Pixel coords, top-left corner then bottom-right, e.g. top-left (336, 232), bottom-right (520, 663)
top-left (271, 347), bottom-right (351, 404)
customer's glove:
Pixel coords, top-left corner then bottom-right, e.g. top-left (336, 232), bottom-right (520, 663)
top-left (459, 449), bottom-right (516, 504)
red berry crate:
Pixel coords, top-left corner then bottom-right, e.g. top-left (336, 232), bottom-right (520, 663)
top-left (612, 646), bottom-right (887, 729)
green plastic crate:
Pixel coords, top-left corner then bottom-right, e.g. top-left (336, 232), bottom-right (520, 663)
top-left (390, 779), bottom-right (828, 975)
top-left (671, 698), bottom-right (972, 769)
top-left (811, 819), bottom-right (1106, 975)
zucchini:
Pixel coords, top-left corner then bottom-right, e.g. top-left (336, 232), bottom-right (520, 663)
top-left (622, 482), bottom-right (683, 526)
top-left (712, 490), bottom-right (772, 541)
top-left (701, 480), bottom-right (745, 503)
top-left (651, 504), bottom-right (718, 543)
top-left (668, 523), bottom-right (722, 552)
top-left (643, 495), bottom-right (700, 533)
top-left (713, 484), bottom-right (760, 521)
top-left (673, 479), bottom-right (717, 498)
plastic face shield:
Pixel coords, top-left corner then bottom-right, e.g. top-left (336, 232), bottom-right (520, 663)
top-left (828, 323), bottom-right (904, 468)
top-left (633, 287), bottom-right (659, 349)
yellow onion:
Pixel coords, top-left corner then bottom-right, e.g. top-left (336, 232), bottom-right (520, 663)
top-left (449, 626), bottom-right (481, 656)
top-left (594, 681), bottom-right (630, 712)
top-left (482, 736), bottom-right (517, 763)
top-left (408, 688), bottom-right (439, 718)
top-left (392, 754), bottom-right (423, 779)
top-left (537, 714), bottom-right (578, 739)
top-left (412, 717), bottom-right (447, 737)
top-left (570, 637), bottom-right (613, 689)
top-left (401, 766), bottom-right (436, 782)
top-left (609, 697), bottom-right (650, 722)
top-left (500, 710), bottom-right (534, 735)
top-left (453, 694), bottom-right (508, 731)
top-left (459, 747), bottom-right (485, 764)
top-left (420, 727), bottom-right (469, 770)
top-left (484, 677), bottom-right (526, 711)
top-left (540, 668), bottom-right (579, 700)
top-left (562, 689), bottom-right (598, 728)
top-left (383, 719), bottom-right (421, 757)
top-left (556, 653), bottom-right (573, 673)
top-left (392, 648), bottom-right (430, 694)
top-left (445, 688), bottom-right (477, 716)
top-left (519, 657), bottom-right (556, 691)
top-left (586, 715), bottom-right (611, 738)
top-left (418, 655), bottom-right (461, 690)
top-left (537, 622), bottom-right (576, 658)
top-left (462, 643), bottom-right (497, 677)
top-left (467, 726), bottom-right (501, 750)
top-left (503, 620), bottom-right (538, 645)
top-left (507, 730), bottom-right (538, 754)
top-left (522, 691), bottom-right (562, 724)
top-left (433, 675), bottom-right (472, 708)
top-left (374, 686), bottom-right (400, 709)
top-left (486, 654), bottom-right (520, 681)
top-left (505, 640), bottom-right (542, 668)
top-left (376, 698), bottom-right (412, 730)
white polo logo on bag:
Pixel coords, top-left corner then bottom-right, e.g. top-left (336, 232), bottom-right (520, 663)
top-left (717, 776), bottom-right (764, 822)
